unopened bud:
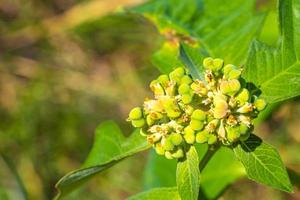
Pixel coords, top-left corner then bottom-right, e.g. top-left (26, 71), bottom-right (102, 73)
top-left (180, 75), bottom-right (193, 85)
top-left (203, 57), bottom-right (214, 69)
top-left (223, 64), bottom-right (241, 79)
top-left (169, 67), bottom-right (185, 83)
top-left (226, 126), bottom-right (240, 142)
top-left (165, 151), bottom-right (173, 159)
top-left (196, 130), bottom-right (209, 143)
top-left (132, 119), bottom-right (145, 128)
top-left (236, 88), bottom-right (249, 105)
top-left (146, 115), bottom-right (155, 126)
top-left (170, 133), bottom-right (183, 145)
top-left (181, 94), bottom-right (193, 104)
top-left (150, 80), bottom-right (165, 97)
top-left (207, 134), bottom-right (217, 144)
top-left (129, 107), bottom-right (143, 120)
top-left (172, 148), bottom-right (184, 159)
top-left (212, 58), bottom-right (224, 71)
top-left (191, 109), bottom-right (206, 121)
top-left (254, 98), bottom-right (267, 111)
top-left (220, 79), bottom-right (241, 95)
top-left (162, 137), bottom-right (175, 151)
top-left (155, 143), bottom-right (165, 155)
top-left (178, 84), bottom-right (190, 94)
top-left (157, 74), bottom-right (169, 87)
top-left (190, 119), bottom-right (204, 131)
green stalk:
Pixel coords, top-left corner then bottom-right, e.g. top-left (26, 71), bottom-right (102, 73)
top-left (199, 145), bottom-right (220, 172)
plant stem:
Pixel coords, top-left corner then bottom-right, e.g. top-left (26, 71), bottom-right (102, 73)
top-left (199, 145), bottom-right (220, 172)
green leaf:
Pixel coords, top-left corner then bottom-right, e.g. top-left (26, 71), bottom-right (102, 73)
top-left (128, 187), bottom-right (180, 200)
top-left (176, 146), bottom-right (200, 200)
top-left (143, 150), bottom-right (177, 189)
top-left (55, 121), bottom-right (150, 199)
top-left (233, 134), bottom-right (293, 192)
top-left (200, 147), bottom-right (245, 200)
top-left (179, 43), bottom-right (206, 81)
top-left (244, 0), bottom-right (300, 103)
top-left (133, 0), bottom-right (265, 69)
top-left (152, 42), bottom-right (182, 74)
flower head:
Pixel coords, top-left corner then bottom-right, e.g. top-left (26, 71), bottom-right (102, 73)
top-left (128, 57), bottom-right (267, 159)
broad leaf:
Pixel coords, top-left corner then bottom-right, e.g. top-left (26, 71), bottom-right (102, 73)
top-left (244, 0), bottom-right (300, 103)
top-left (128, 187), bottom-right (180, 200)
top-left (55, 121), bottom-right (150, 199)
top-left (176, 146), bottom-right (200, 200)
top-left (233, 134), bottom-right (293, 192)
top-left (179, 43), bottom-right (206, 81)
top-left (133, 0), bottom-right (265, 73)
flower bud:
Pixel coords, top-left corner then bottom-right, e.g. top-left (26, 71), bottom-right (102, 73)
top-left (146, 115), bottom-right (155, 126)
top-left (239, 123), bottom-right (250, 135)
top-left (181, 94), bottom-right (193, 104)
top-left (226, 126), bottom-right (240, 142)
top-left (196, 130), bottom-right (209, 143)
top-left (191, 109), bottom-right (206, 121)
top-left (169, 67), bottom-right (185, 83)
top-left (170, 133), bottom-right (183, 145)
top-left (236, 88), bottom-right (250, 105)
top-left (207, 134), bottom-right (217, 145)
top-left (157, 74), bottom-right (169, 87)
top-left (180, 75), bottom-right (193, 85)
top-left (131, 119), bottom-right (145, 128)
top-left (240, 131), bottom-right (250, 141)
top-left (203, 57), bottom-right (214, 69)
top-left (213, 99), bottom-right (228, 119)
top-left (129, 107), bottom-right (143, 120)
top-left (254, 98), bottom-right (267, 111)
top-left (223, 64), bottom-right (241, 79)
top-left (150, 80), bottom-right (165, 97)
top-left (190, 119), bottom-right (204, 131)
top-left (149, 112), bottom-right (163, 120)
top-left (172, 148), bottom-right (184, 159)
top-left (178, 84), bottom-right (190, 94)
top-left (165, 151), bottom-right (173, 159)
top-left (162, 137), bottom-right (175, 151)
top-left (191, 80), bottom-right (207, 96)
top-left (184, 131), bottom-right (195, 144)
top-left (155, 143), bottom-right (165, 155)
top-left (212, 58), bottom-right (224, 71)
top-left (220, 79), bottom-right (241, 95)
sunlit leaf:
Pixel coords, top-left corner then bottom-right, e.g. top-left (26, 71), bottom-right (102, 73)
top-left (55, 121), bottom-right (150, 199)
top-left (233, 134), bottom-right (293, 192)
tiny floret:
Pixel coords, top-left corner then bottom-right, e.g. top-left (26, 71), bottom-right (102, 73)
top-left (128, 58), bottom-right (267, 159)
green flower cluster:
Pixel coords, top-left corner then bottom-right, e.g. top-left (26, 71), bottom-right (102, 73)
top-left (128, 57), bottom-right (267, 159)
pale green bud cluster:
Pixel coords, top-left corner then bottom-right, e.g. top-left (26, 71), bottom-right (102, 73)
top-left (128, 57), bottom-right (267, 159)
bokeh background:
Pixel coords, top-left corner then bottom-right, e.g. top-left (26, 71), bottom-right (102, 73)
top-left (0, 0), bottom-right (299, 199)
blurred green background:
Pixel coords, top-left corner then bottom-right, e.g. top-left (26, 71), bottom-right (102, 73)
top-left (0, 0), bottom-right (299, 199)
